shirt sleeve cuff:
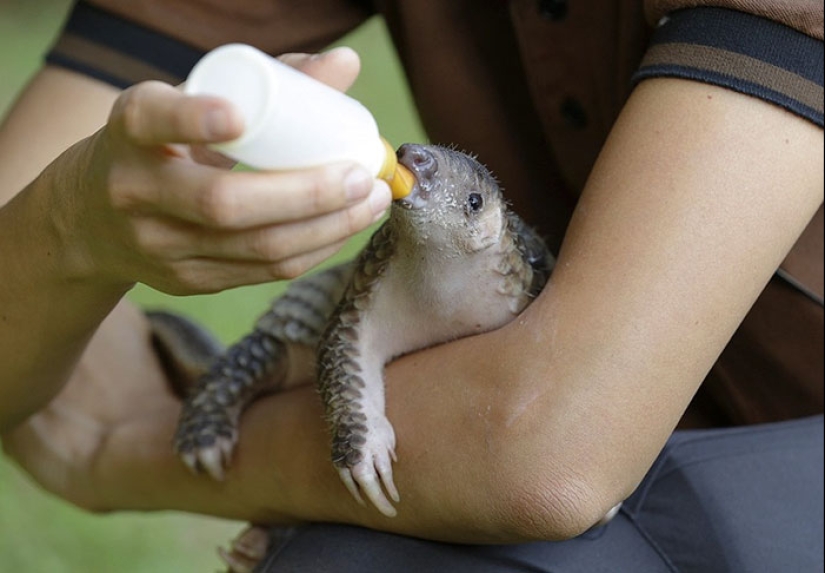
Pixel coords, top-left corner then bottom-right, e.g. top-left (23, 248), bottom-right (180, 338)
top-left (633, 7), bottom-right (824, 127)
top-left (44, 1), bottom-right (205, 89)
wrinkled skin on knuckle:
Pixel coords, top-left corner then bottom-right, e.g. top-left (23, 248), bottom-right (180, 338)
top-left (267, 257), bottom-right (310, 281)
top-left (114, 84), bottom-right (149, 142)
top-left (198, 174), bottom-right (241, 228)
top-left (340, 201), bottom-right (372, 237)
top-left (305, 173), bottom-right (327, 214)
top-left (308, 167), bottom-right (345, 212)
top-left (112, 81), bottom-right (171, 142)
top-left (248, 228), bottom-right (289, 262)
top-left (93, 128), bottom-right (160, 217)
top-left (144, 259), bottom-right (209, 296)
top-left (131, 217), bottom-right (178, 261)
top-left (104, 161), bottom-right (145, 213)
top-left (164, 270), bottom-right (212, 296)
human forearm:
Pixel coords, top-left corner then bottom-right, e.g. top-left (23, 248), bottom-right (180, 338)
top-left (0, 178), bottom-right (128, 429)
top-left (83, 333), bottom-right (544, 542)
top-left (484, 78), bottom-right (823, 533)
top-left (0, 70), bottom-right (123, 429)
top-left (470, 78), bottom-right (823, 532)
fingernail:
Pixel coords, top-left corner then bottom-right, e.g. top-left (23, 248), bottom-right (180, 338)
top-left (321, 46), bottom-right (357, 60)
top-left (344, 167), bottom-right (373, 201)
top-left (368, 182), bottom-right (392, 220)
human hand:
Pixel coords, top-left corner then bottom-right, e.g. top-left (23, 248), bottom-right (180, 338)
top-left (3, 302), bottom-right (299, 520)
top-left (49, 47), bottom-right (391, 295)
top-left (0, 303), bottom-right (186, 510)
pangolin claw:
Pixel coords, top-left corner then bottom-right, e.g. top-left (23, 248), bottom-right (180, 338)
top-left (337, 438), bottom-right (400, 517)
top-left (338, 464), bottom-right (398, 518)
top-left (174, 416), bottom-right (238, 481)
top-left (197, 436), bottom-right (235, 480)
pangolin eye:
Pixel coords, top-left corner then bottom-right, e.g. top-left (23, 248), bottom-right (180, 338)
top-left (467, 192), bottom-right (484, 213)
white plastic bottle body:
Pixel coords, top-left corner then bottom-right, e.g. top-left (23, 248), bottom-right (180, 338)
top-left (184, 43), bottom-right (387, 174)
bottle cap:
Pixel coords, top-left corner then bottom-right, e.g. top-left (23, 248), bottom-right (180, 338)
top-left (377, 138), bottom-right (414, 199)
top-left (390, 164), bottom-right (415, 200)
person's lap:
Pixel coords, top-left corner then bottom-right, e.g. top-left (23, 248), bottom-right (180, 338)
top-left (257, 415), bottom-right (824, 573)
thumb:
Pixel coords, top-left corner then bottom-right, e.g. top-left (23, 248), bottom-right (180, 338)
top-left (278, 46), bottom-right (362, 93)
top-left (109, 80), bottom-right (245, 146)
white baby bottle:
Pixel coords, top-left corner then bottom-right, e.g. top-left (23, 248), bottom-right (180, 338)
top-left (184, 43), bottom-right (413, 199)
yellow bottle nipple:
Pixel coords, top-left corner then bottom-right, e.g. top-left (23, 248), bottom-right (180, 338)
top-left (378, 138), bottom-right (414, 199)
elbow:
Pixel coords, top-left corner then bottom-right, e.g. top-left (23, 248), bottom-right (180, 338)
top-left (474, 370), bottom-right (635, 541)
top-left (479, 415), bottom-right (630, 542)
top-left (492, 468), bottom-right (622, 541)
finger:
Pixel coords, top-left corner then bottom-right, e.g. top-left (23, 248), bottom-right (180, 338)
top-left (151, 241), bottom-right (348, 295)
top-left (284, 239), bottom-right (351, 274)
top-left (110, 81), bottom-right (244, 146)
top-left (230, 525), bottom-right (271, 561)
top-left (182, 191), bottom-right (388, 263)
top-left (148, 161), bottom-right (388, 230)
top-left (217, 547), bottom-right (256, 573)
top-left (278, 47), bottom-right (361, 92)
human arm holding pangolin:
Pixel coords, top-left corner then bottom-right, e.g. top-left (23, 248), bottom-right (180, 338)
top-left (4, 69), bottom-right (821, 543)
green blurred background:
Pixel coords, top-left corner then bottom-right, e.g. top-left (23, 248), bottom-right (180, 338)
top-left (0, 1), bottom-right (425, 571)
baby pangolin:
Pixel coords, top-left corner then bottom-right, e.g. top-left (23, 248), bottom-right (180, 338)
top-left (156, 143), bottom-right (553, 518)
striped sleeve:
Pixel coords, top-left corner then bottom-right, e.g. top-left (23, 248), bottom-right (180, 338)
top-left (45, 1), bottom-right (205, 88)
top-left (633, 7), bottom-right (824, 127)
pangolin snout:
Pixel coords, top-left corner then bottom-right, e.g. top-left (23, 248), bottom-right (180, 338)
top-left (397, 144), bottom-right (437, 181)
top-left (396, 144), bottom-right (437, 209)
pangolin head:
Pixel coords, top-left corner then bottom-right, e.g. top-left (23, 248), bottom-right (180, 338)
top-left (392, 144), bottom-right (506, 255)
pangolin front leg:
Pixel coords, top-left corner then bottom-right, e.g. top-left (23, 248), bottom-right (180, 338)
top-left (317, 223), bottom-right (400, 516)
top-left (315, 146), bottom-right (556, 516)
top-left (171, 265), bottom-right (352, 479)
top-left (173, 330), bottom-right (287, 479)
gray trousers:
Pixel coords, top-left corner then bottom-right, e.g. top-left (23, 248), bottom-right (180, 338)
top-left (258, 415), bottom-right (824, 572)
